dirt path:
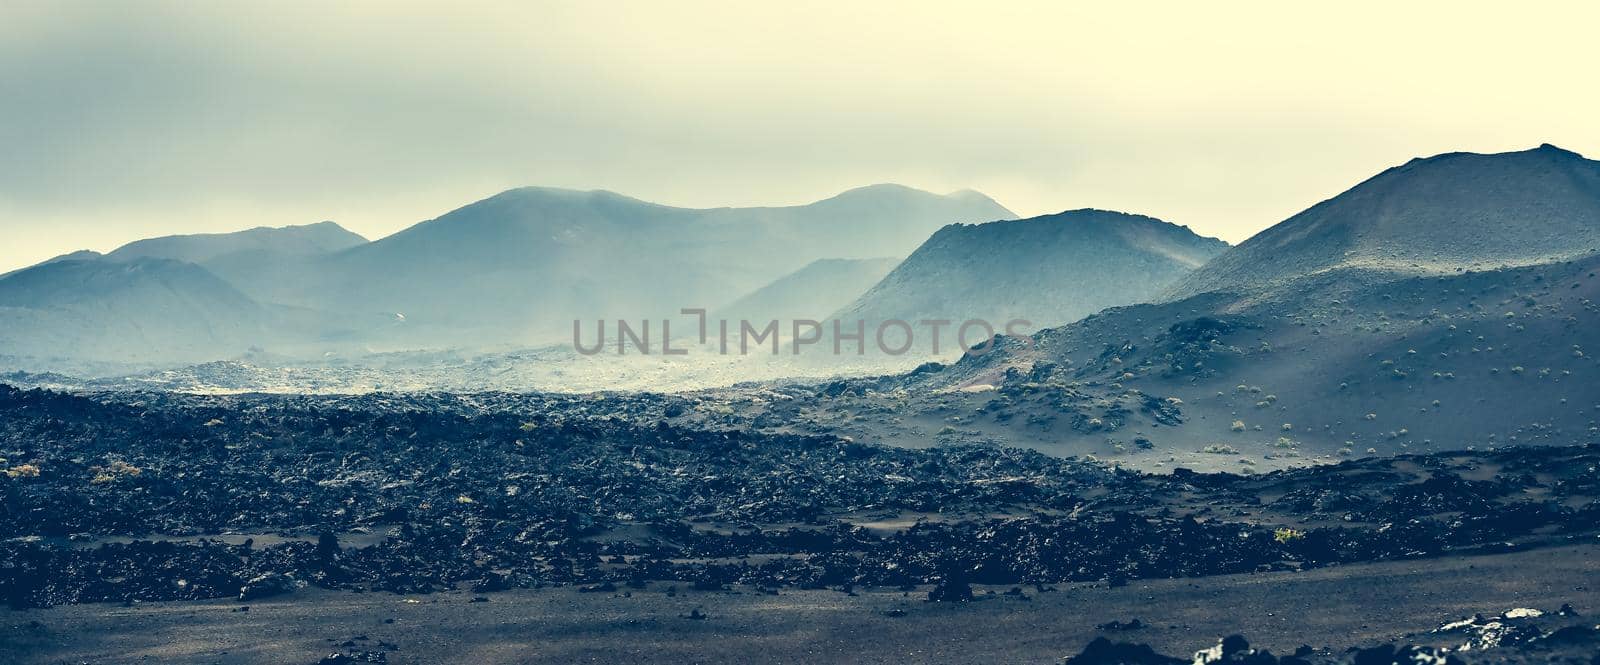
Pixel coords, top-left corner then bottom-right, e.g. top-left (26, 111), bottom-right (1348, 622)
top-left (5, 543), bottom-right (1597, 664)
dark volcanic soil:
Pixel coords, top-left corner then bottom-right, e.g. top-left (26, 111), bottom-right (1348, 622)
top-left (4, 544), bottom-right (1596, 664)
top-left (4, 385), bottom-right (1600, 663)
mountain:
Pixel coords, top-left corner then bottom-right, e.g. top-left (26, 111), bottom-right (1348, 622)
top-left (825, 209), bottom-right (1227, 355)
top-left (0, 258), bottom-right (273, 368)
top-left (790, 147), bottom-right (1600, 468)
top-left (1167, 144), bottom-right (1600, 300)
top-left (243, 185), bottom-right (1013, 346)
top-left (747, 250), bottom-right (1600, 473)
top-left (0, 250), bottom-right (104, 280)
top-left (2, 222), bottom-right (370, 299)
top-left (0, 185), bottom-right (1007, 369)
top-left (0, 255), bottom-right (388, 374)
top-left (104, 220), bottom-right (368, 265)
top-left (715, 257), bottom-right (901, 324)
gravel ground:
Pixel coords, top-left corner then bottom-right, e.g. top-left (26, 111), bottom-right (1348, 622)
top-left (5, 543), bottom-right (1597, 664)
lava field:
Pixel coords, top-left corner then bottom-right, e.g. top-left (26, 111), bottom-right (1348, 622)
top-left (3, 384), bottom-right (1598, 617)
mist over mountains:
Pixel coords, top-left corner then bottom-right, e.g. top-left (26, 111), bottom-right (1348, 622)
top-left (104, 220), bottom-right (369, 265)
top-left (3, 222), bottom-right (367, 279)
top-left (715, 257), bottom-right (902, 325)
top-left (4, 145), bottom-right (1600, 396)
top-left (0, 184), bottom-right (1012, 371)
top-left (265, 184), bottom-right (1011, 347)
top-left (0, 258), bottom-right (272, 367)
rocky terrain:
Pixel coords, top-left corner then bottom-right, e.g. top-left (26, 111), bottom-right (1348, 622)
top-left (2, 384), bottom-right (1598, 662)
top-left (6, 145), bottom-right (1600, 663)
top-left (2, 384), bottom-right (1597, 601)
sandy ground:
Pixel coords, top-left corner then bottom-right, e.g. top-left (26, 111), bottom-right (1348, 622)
top-left (4, 543), bottom-right (1597, 664)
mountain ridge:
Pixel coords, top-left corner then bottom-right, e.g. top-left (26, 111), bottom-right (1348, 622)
top-left (107, 220), bottom-right (368, 264)
top-left (253, 183), bottom-right (1014, 346)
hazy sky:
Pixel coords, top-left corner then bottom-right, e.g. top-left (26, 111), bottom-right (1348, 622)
top-left (2, 1), bottom-right (1597, 272)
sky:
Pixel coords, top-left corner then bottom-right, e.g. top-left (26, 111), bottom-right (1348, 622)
top-left (2, 1), bottom-right (1598, 272)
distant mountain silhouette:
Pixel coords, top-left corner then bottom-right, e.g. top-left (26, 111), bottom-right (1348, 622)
top-left (0, 185), bottom-right (1010, 366)
top-left (0, 258), bottom-right (272, 367)
top-left (827, 209), bottom-right (1228, 354)
top-left (1167, 144), bottom-right (1600, 299)
top-left (0, 249), bottom-right (104, 280)
top-left (3, 221), bottom-right (370, 292)
top-left (716, 257), bottom-right (901, 325)
top-left (242, 185), bottom-right (1013, 346)
top-left (105, 220), bottom-right (368, 264)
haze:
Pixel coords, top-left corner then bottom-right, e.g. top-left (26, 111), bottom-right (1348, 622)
top-left (1, 1), bottom-right (1597, 272)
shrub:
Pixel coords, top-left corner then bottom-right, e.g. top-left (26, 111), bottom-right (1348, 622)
top-left (5, 464), bottom-right (41, 479)
top-left (89, 460), bottom-right (141, 484)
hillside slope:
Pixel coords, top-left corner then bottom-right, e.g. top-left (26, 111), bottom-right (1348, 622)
top-left (1167, 144), bottom-right (1600, 300)
top-left (745, 254), bottom-right (1600, 472)
top-left (0, 258), bottom-right (274, 367)
top-left (716, 257), bottom-right (901, 324)
top-left (827, 209), bottom-right (1227, 354)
